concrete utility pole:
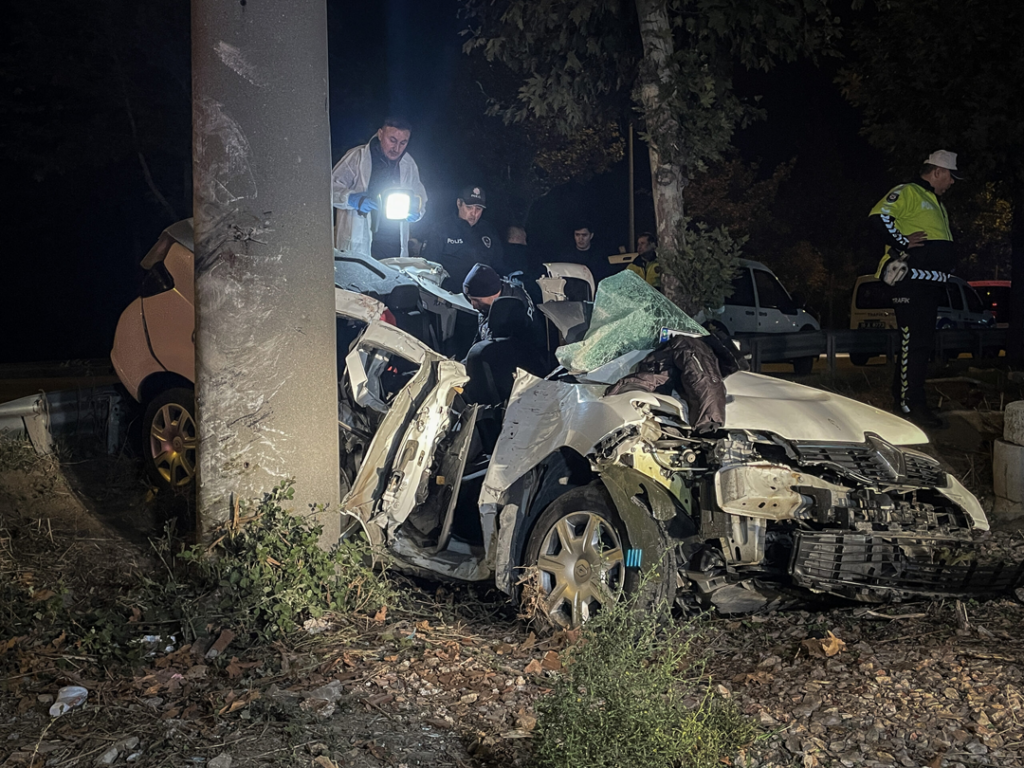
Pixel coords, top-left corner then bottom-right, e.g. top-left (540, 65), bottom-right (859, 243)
top-left (191, 0), bottom-right (340, 540)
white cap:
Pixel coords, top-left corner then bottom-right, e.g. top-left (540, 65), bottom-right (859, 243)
top-left (925, 150), bottom-right (963, 179)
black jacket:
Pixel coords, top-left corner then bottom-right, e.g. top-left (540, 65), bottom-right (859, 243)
top-left (422, 216), bottom-right (504, 292)
top-left (604, 331), bottom-right (746, 434)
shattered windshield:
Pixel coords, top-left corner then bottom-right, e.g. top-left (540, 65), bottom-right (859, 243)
top-left (556, 270), bottom-right (706, 373)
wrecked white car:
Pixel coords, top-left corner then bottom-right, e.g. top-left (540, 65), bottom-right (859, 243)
top-left (339, 271), bottom-right (1024, 628)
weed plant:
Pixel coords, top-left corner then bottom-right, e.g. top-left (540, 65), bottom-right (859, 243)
top-left (532, 596), bottom-right (757, 768)
top-left (2, 482), bottom-right (391, 663)
top-left (0, 432), bottom-right (43, 472)
top-left (179, 483), bottom-right (392, 640)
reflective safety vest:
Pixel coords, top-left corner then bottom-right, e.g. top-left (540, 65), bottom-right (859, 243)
top-left (627, 258), bottom-right (662, 289)
top-left (870, 182), bottom-right (952, 278)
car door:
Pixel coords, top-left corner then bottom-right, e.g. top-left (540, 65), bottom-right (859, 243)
top-left (720, 267), bottom-right (758, 333)
top-left (340, 321), bottom-right (475, 553)
top-left (936, 282), bottom-right (959, 328)
top-left (961, 282), bottom-right (993, 327)
top-left (752, 268), bottom-right (799, 332)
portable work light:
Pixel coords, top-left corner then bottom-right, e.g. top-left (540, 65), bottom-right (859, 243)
top-left (383, 189), bottom-right (412, 221)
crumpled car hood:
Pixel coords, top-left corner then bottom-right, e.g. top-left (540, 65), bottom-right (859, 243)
top-left (724, 371), bottom-right (927, 445)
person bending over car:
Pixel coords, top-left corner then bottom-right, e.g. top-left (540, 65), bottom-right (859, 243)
top-left (463, 297), bottom-right (549, 406)
top-left (461, 263), bottom-right (538, 344)
top-left (463, 296), bottom-right (550, 451)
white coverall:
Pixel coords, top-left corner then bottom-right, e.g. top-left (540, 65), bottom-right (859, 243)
top-left (331, 137), bottom-right (427, 259)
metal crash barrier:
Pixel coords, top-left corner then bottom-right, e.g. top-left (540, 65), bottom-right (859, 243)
top-left (0, 386), bottom-right (125, 456)
top-left (741, 328), bottom-right (1008, 373)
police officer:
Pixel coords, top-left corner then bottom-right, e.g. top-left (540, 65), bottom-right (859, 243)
top-left (421, 186), bottom-right (504, 292)
top-left (869, 149), bottom-right (962, 428)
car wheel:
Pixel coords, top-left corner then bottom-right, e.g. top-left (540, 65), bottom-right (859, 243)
top-left (790, 325), bottom-right (818, 374)
top-left (849, 354), bottom-right (870, 366)
top-left (791, 357), bottom-right (815, 375)
top-left (144, 388), bottom-right (198, 491)
top-left (522, 484), bottom-right (634, 629)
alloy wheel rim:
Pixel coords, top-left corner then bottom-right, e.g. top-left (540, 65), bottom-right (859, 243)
top-left (535, 511), bottom-right (625, 628)
top-left (149, 402), bottom-right (197, 487)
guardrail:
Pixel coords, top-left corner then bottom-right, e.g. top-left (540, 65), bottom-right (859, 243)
top-left (740, 328), bottom-right (1008, 373)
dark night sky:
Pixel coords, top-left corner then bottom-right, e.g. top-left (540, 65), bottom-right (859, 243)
top-left (0, 0), bottom-right (886, 365)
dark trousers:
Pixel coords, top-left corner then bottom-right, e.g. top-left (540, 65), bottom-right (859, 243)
top-left (890, 280), bottom-right (942, 411)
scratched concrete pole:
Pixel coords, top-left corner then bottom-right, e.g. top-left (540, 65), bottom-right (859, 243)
top-left (191, 0), bottom-right (340, 542)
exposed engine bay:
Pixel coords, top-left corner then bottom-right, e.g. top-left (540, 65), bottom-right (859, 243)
top-left (594, 409), bottom-right (1018, 614)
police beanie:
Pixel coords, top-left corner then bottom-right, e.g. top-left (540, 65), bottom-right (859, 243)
top-left (463, 263), bottom-right (502, 298)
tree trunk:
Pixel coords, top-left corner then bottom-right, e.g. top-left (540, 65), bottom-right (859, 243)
top-left (634, 0), bottom-right (689, 310)
top-left (1008, 181), bottom-right (1024, 363)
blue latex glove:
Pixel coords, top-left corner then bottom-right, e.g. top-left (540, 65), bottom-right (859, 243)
top-left (406, 209), bottom-right (423, 223)
top-left (346, 192), bottom-right (377, 213)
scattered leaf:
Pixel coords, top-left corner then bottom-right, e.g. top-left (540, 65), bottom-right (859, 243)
top-left (801, 631), bottom-right (846, 658)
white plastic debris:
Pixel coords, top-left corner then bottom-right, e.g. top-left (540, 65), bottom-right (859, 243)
top-left (49, 686), bottom-right (88, 717)
top-left (138, 634), bottom-right (177, 655)
top-left (302, 618), bottom-right (332, 635)
top-left (208, 754), bottom-right (233, 768)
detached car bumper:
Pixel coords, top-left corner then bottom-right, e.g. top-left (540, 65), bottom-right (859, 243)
top-left (792, 531), bottom-right (1024, 600)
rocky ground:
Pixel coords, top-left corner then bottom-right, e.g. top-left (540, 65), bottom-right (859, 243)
top-left (1, 364), bottom-right (1023, 768)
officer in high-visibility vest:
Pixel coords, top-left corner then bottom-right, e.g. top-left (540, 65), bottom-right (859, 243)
top-left (868, 150), bottom-right (962, 428)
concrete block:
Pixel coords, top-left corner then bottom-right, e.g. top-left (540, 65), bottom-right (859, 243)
top-left (1004, 400), bottom-right (1024, 445)
top-left (992, 439), bottom-right (1024, 502)
top-left (992, 496), bottom-right (1024, 528)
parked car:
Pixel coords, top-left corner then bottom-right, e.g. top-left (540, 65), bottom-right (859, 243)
top-left (711, 259), bottom-right (820, 374)
top-left (110, 220), bottom-right (478, 491)
top-left (850, 274), bottom-right (993, 332)
top-left (970, 280), bottom-right (1011, 326)
top-left (338, 271), bottom-right (1021, 627)
top-left (848, 275), bottom-right (995, 365)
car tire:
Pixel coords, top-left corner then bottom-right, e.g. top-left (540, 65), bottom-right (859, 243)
top-left (849, 354), bottom-right (870, 367)
top-left (790, 325), bottom-right (818, 375)
top-left (522, 483), bottom-right (649, 629)
top-left (791, 357), bottom-right (815, 375)
top-left (144, 387), bottom-right (198, 491)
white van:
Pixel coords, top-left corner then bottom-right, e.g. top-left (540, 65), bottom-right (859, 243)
top-left (714, 259), bottom-right (820, 335)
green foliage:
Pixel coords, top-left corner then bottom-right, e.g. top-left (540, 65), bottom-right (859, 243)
top-left (462, 0), bottom-right (638, 130)
top-left (1, 482), bottom-right (390, 664)
top-left (0, 433), bottom-right (40, 472)
top-left (660, 218), bottom-right (745, 315)
top-left (838, 0), bottom-right (1023, 185)
top-left (961, 183), bottom-right (1013, 279)
top-left (180, 483), bottom-right (392, 641)
top-left (685, 157), bottom-right (794, 238)
top-left (531, 598), bottom-right (757, 768)
top-left (462, 0), bottom-right (840, 171)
